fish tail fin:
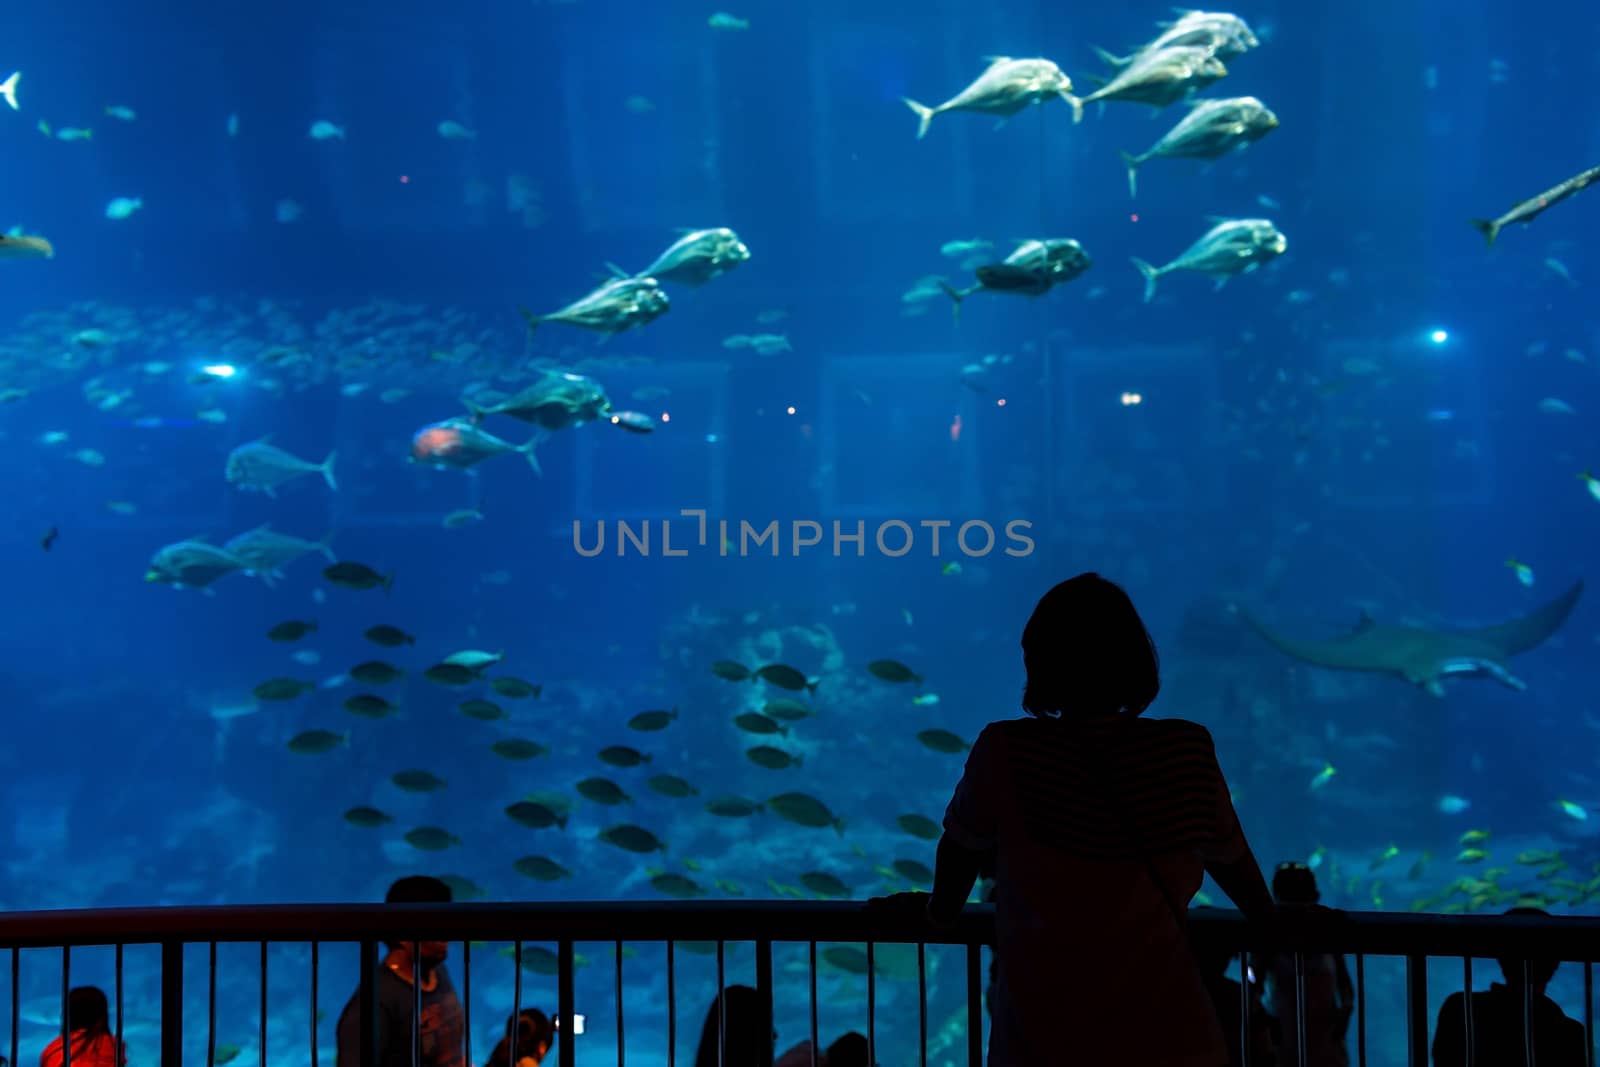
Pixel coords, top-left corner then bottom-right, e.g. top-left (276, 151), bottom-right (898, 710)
top-left (603, 261), bottom-right (632, 279)
top-left (902, 97), bottom-right (936, 140)
top-left (1469, 218), bottom-right (1499, 247)
top-left (320, 450), bottom-right (338, 490)
top-left (1063, 92), bottom-right (1085, 124)
top-left (936, 280), bottom-right (966, 323)
top-left (1131, 257), bottom-right (1161, 303)
top-left (1119, 151), bottom-right (1141, 198)
top-left (317, 530), bottom-right (337, 562)
top-left (1091, 45), bottom-right (1130, 67)
top-left (382, 572), bottom-right (394, 595)
top-left (519, 435), bottom-right (544, 476)
top-left (518, 306), bottom-right (541, 337)
top-left (0, 72), bottom-right (18, 111)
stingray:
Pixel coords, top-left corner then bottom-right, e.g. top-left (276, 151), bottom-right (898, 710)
top-left (1239, 580), bottom-right (1583, 696)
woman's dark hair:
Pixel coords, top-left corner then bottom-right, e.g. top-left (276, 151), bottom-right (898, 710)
top-left (1021, 573), bottom-right (1160, 717)
top-left (1498, 907), bottom-right (1559, 987)
top-left (693, 985), bottom-right (770, 1067)
top-left (486, 1008), bottom-right (555, 1066)
top-left (1272, 862), bottom-right (1320, 905)
top-left (67, 987), bottom-right (110, 1034)
top-left (825, 1031), bottom-right (870, 1067)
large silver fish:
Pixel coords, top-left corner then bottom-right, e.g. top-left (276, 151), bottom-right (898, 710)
top-left (223, 524), bottom-right (336, 586)
top-left (0, 233), bottom-right (53, 259)
top-left (1096, 10), bottom-right (1259, 67)
top-left (1130, 218), bottom-right (1287, 302)
top-left (521, 276), bottom-right (669, 338)
top-left (1120, 96), bottom-right (1278, 197)
top-left (225, 437), bottom-right (337, 496)
top-left (618, 228), bottom-right (750, 287)
top-left (1073, 45), bottom-right (1227, 118)
top-left (465, 369), bottom-right (612, 430)
top-left (144, 540), bottom-right (250, 590)
top-left (938, 238), bottom-right (1092, 315)
top-left (902, 57), bottom-right (1081, 138)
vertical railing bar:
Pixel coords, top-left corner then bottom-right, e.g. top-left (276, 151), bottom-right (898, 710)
top-left (557, 941), bottom-right (576, 1067)
top-left (411, 941), bottom-right (422, 1067)
top-left (462, 941), bottom-right (472, 1067)
top-left (716, 941), bottom-right (726, 1067)
top-left (1239, 950), bottom-right (1251, 1067)
top-left (808, 941), bottom-right (818, 1067)
top-left (666, 941), bottom-right (676, 1067)
top-left (1355, 953), bottom-right (1367, 1067)
top-left (755, 941), bottom-right (773, 1067)
top-left (310, 941), bottom-right (320, 1067)
top-left (10, 947), bottom-right (19, 1067)
top-left (1294, 950), bottom-right (1307, 1067)
top-left (60, 944), bottom-right (70, 1067)
top-left (965, 944), bottom-right (982, 1067)
top-left (917, 942), bottom-right (928, 1067)
top-left (1584, 961), bottom-right (1594, 1067)
top-left (865, 941), bottom-right (877, 1067)
top-left (358, 941), bottom-right (378, 1067)
top-left (1463, 955), bottom-right (1474, 1067)
top-left (162, 941), bottom-right (183, 1067)
top-left (513, 941), bottom-right (524, 1067)
top-left (259, 941), bottom-right (269, 1067)
top-left (1405, 954), bottom-right (1428, 1067)
top-left (114, 943), bottom-right (124, 1067)
top-left (616, 940), bottom-right (626, 1067)
top-left (208, 941), bottom-right (218, 1067)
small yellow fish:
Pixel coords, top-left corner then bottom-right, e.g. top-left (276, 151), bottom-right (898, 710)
top-left (911, 693), bottom-right (941, 707)
top-left (941, 561), bottom-right (963, 576)
top-left (1459, 829), bottom-right (1491, 845)
top-left (1369, 843), bottom-right (1399, 871)
top-left (1516, 849), bottom-right (1561, 865)
top-left (1370, 881), bottom-right (1385, 908)
top-left (1557, 799), bottom-right (1589, 821)
top-left (1456, 848), bottom-right (1488, 864)
top-left (1307, 845), bottom-right (1326, 870)
top-left (1309, 762), bottom-right (1337, 791)
top-left (1407, 851), bottom-right (1431, 880)
top-left (1579, 470), bottom-right (1600, 502)
top-left (1505, 557), bottom-right (1534, 586)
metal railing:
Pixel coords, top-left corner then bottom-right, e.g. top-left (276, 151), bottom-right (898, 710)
top-left (3, 903), bottom-right (1600, 1067)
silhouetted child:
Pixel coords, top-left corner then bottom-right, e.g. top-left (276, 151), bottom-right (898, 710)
top-left (335, 875), bottom-right (466, 1067)
top-left (40, 987), bottom-right (125, 1067)
top-left (484, 1008), bottom-right (555, 1067)
top-left (1261, 863), bottom-right (1353, 1067)
top-left (1193, 920), bottom-right (1276, 1067)
top-left (921, 574), bottom-right (1278, 1067)
top-left (1431, 907), bottom-right (1588, 1066)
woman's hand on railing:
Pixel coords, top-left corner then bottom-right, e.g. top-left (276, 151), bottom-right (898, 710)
top-left (864, 891), bottom-right (962, 931)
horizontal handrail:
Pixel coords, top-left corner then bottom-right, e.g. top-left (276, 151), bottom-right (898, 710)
top-left (3, 902), bottom-right (1600, 959)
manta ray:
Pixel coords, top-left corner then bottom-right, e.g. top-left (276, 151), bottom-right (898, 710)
top-left (1239, 580), bottom-right (1583, 696)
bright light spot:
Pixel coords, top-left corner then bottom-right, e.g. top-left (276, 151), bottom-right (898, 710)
top-left (399, 175), bottom-right (410, 184)
top-left (786, 405), bottom-right (796, 415)
top-left (201, 363), bottom-right (237, 379)
top-left (609, 415), bottom-right (620, 425)
top-left (1130, 214), bottom-right (1139, 223)
top-left (704, 433), bottom-right (720, 444)
top-left (661, 412), bottom-right (670, 423)
top-left (996, 398), bottom-right (1007, 407)
top-left (1429, 329), bottom-right (1449, 345)
top-left (1121, 391), bottom-right (1143, 406)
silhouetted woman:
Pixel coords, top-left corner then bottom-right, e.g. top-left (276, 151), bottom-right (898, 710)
top-left (923, 573), bottom-right (1276, 1066)
top-left (40, 987), bottom-right (126, 1067)
top-left (484, 1008), bottom-right (555, 1067)
top-left (696, 985), bottom-right (808, 1067)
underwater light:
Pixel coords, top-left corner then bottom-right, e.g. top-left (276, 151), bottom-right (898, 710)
top-left (786, 405), bottom-right (796, 415)
top-left (200, 363), bottom-right (237, 379)
top-left (1428, 329), bottom-right (1449, 345)
top-left (1121, 392), bottom-right (1143, 406)
top-left (660, 411), bottom-right (670, 423)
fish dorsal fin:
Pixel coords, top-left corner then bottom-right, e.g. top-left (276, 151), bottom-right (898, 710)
top-left (981, 55), bottom-right (1014, 67)
top-left (604, 261), bottom-right (631, 279)
top-left (1204, 215), bottom-right (1233, 225)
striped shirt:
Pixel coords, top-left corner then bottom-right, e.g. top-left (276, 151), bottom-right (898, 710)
top-left (945, 714), bottom-right (1249, 1067)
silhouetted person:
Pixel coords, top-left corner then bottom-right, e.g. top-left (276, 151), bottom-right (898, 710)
top-left (696, 985), bottom-right (781, 1067)
top-left (1193, 920), bottom-right (1275, 1067)
top-left (774, 1029), bottom-right (871, 1067)
top-left (336, 876), bottom-right (466, 1067)
top-left (40, 987), bottom-right (125, 1067)
top-left (1261, 864), bottom-right (1352, 1067)
top-left (919, 573), bottom-right (1277, 1066)
top-left (484, 1008), bottom-right (555, 1067)
top-left (1432, 907), bottom-right (1588, 1067)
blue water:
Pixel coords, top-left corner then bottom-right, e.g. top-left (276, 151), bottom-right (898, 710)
top-left (2, 0), bottom-right (1598, 1064)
